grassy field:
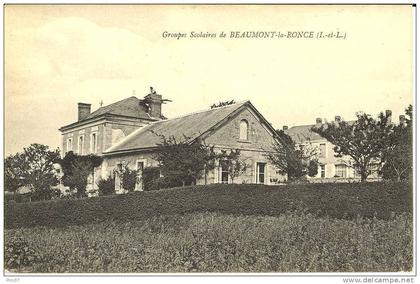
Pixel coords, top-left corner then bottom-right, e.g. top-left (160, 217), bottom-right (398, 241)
top-left (5, 212), bottom-right (412, 273)
top-left (4, 182), bottom-right (413, 273)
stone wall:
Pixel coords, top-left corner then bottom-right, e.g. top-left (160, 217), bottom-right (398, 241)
top-left (102, 106), bottom-right (287, 186)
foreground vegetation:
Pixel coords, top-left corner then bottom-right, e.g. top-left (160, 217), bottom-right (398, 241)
top-left (5, 212), bottom-right (412, 273)
top-left (5, 182), bottom-right (411, 229)
top-left (5, 182), bottom-right (412, 273)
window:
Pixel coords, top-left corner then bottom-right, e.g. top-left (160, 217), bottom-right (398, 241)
top-left (78, 135), bottom-right (84, 155)
top-left (136, 161), bottom-right (145, 191)
top-left (66, 138), bottom-right (72, 153)
top-left (256, 162), bottom-right (266, 184)
top-left (319, 143), bottom-right (326, 158)
top-left (335, 164), bottom-right (346, 178)
top-left (90, 132), bottom-right (97, 154)
top-left (220, 160), bottom-right (229, 184)
top-left (239, 120), bottom-right (249, 140)
top-left (320, 165), bottom-right (325, 178)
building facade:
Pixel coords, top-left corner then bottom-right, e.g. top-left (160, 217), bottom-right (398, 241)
top-left (59, 90), bottom-right (286, 194)
top-left (58, 89), bottom-right (167, 193)
top-left (285, 116), bottom-right (382, 182)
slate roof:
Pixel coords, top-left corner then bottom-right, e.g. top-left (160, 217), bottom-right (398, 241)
top-left (105, 101), bottom-right (254, 154)
top-left (84, 96), bottom-right (153, 121)
top-left (285, 124), bottom-right (324, 143)
top-left (59, 96), bottom-right (158, 131)
top-left (286, 120), bottom-right (357, 143)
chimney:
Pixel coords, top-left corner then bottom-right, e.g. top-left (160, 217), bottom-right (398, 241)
top-left (315, 118), bottom-right (322, 125)
top-left (78, 103), bottom-right (91, 121)
top-left (144, 87), bottom-right (163, 118)
top-left (282, 125), bottom-right (288, 131)
top-left (399, 115), bottom-right (406, 125)
top-left (385, 110), bottom-right (392, 125)
top-left (335, 116), bottom-right (341, 123)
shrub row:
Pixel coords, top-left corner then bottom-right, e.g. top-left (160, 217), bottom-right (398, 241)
top-left (5, 181), bottom-right (412, 229)
top-left (5, 212), bottom-right (413, 272)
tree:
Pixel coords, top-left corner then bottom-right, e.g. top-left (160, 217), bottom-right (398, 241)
top-left (114, 163), bottom-right (139, 192)
top-left (381, 105), bottom-right (412, 181)
top-left (266, 130), bottom-right (318, 181)
top-left (307, 160), bottom-right (319, 177)
top-left (311, 111), bottom-right (393, 182)
top-left (4, 143), bottom-right (61, 200)
top-left (59, 151), bottom-right (103, 197)
top-left (218, 149), bottom-right (248, 183)
top-left (5, 154), bottom-right (25, 193)
top-left (142, 167), bottom-right (162, 191)
top-left (210, 100), bottom-right (236, 109)
top-left (152, 133), bottom-right (218, 187)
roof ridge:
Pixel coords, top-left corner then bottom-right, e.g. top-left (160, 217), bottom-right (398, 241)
top-left (288, 119), bottom-right (358, 130)
top-left (287, 123), bottom-right (316, 129)
top-left (91, 96), bottom-right (138, 113)
top-left (162, 100), bottom-right (249, 122)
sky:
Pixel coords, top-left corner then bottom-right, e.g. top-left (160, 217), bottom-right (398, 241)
top-left (5, 4), bottom-right (414, 156)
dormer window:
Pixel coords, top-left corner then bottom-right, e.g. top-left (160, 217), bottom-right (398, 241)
top-left (239, 119), bottom-right (249, 140)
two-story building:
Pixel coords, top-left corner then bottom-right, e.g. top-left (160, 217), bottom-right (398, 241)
top-left (285, 116), bottom-right (383, 182)
top-left (58, 88), bottom-right (167, 193)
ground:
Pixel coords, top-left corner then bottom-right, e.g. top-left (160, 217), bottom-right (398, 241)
top-left (4, 182), bottom-right (413, 273)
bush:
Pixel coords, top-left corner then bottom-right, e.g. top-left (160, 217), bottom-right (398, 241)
top-left (113, 164), bottom-right (139, 192)
top-left (5, 181), bottom-right (412, 229)
top-left (5, 188), bottom-right (63, 204)
top-left (143, 167), bottom-right (161, 191)
top-left (5, 236), bottom-right (41, 270)
top-left (31, 187), bottom-right (62, 202)
top-left (97, 176), bottom-right (116, 196)
top-left (122, 168), bottom-right (138, 192)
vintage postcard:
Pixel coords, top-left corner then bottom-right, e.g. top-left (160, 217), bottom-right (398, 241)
top-left (3, 3), bottom-right (415, 282)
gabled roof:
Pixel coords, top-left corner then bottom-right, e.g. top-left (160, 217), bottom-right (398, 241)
top-left (104, 101), bottom-right (278, 155)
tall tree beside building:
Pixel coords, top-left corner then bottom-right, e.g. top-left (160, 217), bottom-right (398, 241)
top-left (266, 130), bottom-right (318, 181)
top-left (153, 134), bottom-right (218, 187)
top-left (311, 111), bottom-right (393, 182)
top-left (4, 143), bottom-right (60, 200)
top-left (381, 105), bottom-right (412, 181)
top-left (59, 151), bottom-right (103, 197)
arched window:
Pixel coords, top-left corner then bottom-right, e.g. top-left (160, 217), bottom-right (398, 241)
top-left (239, 119), bottom-right (248, 140)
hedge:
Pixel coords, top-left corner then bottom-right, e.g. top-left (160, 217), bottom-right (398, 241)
top-left (5, 181), bottom-right (412, 229)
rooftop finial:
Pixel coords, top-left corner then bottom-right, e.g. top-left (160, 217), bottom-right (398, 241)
top-left (150, 86), bottom-right (157, 95)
